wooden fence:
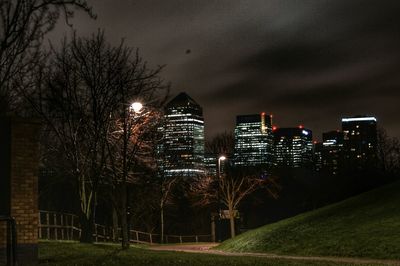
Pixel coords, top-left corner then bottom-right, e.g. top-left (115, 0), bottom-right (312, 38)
top-left (38, 211), bottom-right (212, 244)
top-left (38, 211), bottom-right (80, 241)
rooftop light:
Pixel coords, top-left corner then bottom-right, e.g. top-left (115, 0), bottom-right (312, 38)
top-left (342, 117), bottom-right (377, 122)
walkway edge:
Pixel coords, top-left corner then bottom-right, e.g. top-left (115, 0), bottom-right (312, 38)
top-left (149, 244), bottom-right (400, 265)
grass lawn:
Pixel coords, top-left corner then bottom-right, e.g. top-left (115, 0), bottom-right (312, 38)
top-left (217, 181), bottom-right (400, 260)
top-left (38, 241), bottom-right (362, 266)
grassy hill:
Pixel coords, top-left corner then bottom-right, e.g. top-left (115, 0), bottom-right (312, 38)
top-left (216, 181), bottom-right (400, 259)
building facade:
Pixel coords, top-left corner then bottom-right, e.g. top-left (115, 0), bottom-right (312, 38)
top-left (341, 116), bottom-right (378, 167)
top-left (321, 130), bottom-right (344, 175)
top-left (158, 92), bottom-right (205, 179)
top-left (274, 127), bottom-right (313, 168)
top-left (233, 113), bottom-right (274, 168)
top-left (204, 153), bottom-right (217, 177)
top-left (313, 142), bottom-right (323, 172)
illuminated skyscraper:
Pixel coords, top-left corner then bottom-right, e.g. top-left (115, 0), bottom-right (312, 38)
top-left (159, 92), bottom-right (205, 179)
top-left (313, 142), bottom-right (323, 172)
top-left (234, 113), bottom-right (274, 168)
top-left (204, 153), bottom-right (217, 177)
top-left (341, 116), bottom-right (377, 166)
top-left (321, 130), bottom-right (344, 175)
top-left (274, 127), bottom-right (313, 168)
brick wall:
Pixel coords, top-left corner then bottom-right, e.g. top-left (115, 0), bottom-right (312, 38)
top-left (0, 117), bottom-right (40, 265)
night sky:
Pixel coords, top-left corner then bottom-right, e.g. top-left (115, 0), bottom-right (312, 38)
top-left (52, 0), bottom-right (400, 140)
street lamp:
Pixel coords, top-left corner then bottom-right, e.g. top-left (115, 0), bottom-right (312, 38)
top-left (218, 156), bottom-right (226, 180)
top-left (129, 101), bottom-right (143, 113)
top-left (126, 101), bottom-right (143, 246)
top-left (217, 155), bottom-right (226, 242)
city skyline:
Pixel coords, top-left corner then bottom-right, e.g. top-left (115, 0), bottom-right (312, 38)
top-left (158, 92), bottom-right (378, 174)
top-left (163, 91), bottom-right (379, 144)
top-left (1, 1), bottom-right (400, 264)
top-left (50, 0), bottom-right (400, 140)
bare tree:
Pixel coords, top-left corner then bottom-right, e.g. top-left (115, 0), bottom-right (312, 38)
top-left (377, 127), bottom-right (400, 174)
top-left (28, 32), bottom-right (162, 243)
top-left (205, 131), bottom-right (234, 157)
top-left (128, 173), bottom-right (159, 234)
top-left (192, 168), bottom-right (279, 238)
top-left (159, 176), bottom-right (178, 243)
top-left (0, 0), bottom-right (94, 113)
top-left (101, 43), bottom-right (168, 248)
top-left (106, 108), bottom-right (166, 249)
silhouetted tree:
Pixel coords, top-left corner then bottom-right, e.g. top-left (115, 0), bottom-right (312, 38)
top-left (205, 131), bottom-right (234, 157)
top-left (106, 107), bottom-right (166, 249)
top-left (159, 176), bottom-right (178, 243)
top-left (377, 127), bottom-right (400, 176)
top-left (0, 0), bottom-right (94, 113)
top-left (191, 167), bottom-right (279, 238)
top-left (28, 32), bottom-right (168, 244)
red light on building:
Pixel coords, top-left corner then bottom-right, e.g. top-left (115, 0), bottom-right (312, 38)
top-left (272, 126), bottom-right (277, 131)
top-left (261, 112), bottom-right (266, 116)
top-left (299, 124), bottom-right (304, 129)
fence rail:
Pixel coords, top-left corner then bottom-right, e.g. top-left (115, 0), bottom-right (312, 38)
top-left (38, 211), bottom-right (80, 241)
top-left (38, 211), bottom-right (212, 244)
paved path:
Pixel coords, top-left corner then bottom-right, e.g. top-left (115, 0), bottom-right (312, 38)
top-left (149, 243), bottom-right (400, 265)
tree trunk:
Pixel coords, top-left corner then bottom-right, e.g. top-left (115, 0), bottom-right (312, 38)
top-left (112, 206), bottom-right (119, 242)
top-left (120, 209), bottom-right (129, 249)
top-left (229, 207), bottom-right (235, 238)
top-left (120, 183), bottom-right (129, 249)
top-left (79, 213), bottom-right (94, 243)
top-left (160, 207), bottom-right (164, 244)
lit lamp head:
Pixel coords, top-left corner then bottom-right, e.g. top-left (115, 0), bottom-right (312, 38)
top-left (218, 156), bottom-right (226, 175)
top-left (130, 102), bottom-right (143, 113)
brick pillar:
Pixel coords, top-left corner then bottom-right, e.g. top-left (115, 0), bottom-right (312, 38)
top-left (0, 117), bottom-right (41, 265)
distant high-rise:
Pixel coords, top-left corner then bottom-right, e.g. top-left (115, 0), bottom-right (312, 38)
top-left (321, 130), bottom-right (344, 175)
top-left (341, 116), bottom-right (378, 166)
top-left (159, 92), bottom-right (205, 179)
top-left (274, 127), bottom-right (313, 168)
top-left (234, 113), bottom-right (274, 168)
top-left (313, 142), bottom-right (323, 172)
top-left (204, 153), bottom-right (217, 177)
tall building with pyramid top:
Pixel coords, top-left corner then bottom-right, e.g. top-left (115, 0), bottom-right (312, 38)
top-left (158, 92), bottom-right (205, 179)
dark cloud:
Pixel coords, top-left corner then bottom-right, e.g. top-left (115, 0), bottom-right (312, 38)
top-left (52, 0), bottom-right (400, 140)
top-left (240, 42), bottom-right (349, 72)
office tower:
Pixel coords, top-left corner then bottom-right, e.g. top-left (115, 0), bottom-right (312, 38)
top-left (274, 127), bottom-right (313, 168)
top-left (159, 92), bottom-right (205, 179)
top-left (234, 113), bottom-right (274, 168)
top-left (341, 116), bottom-right (378, 166)
top-left (204, 153), bottom-right (217, 177)
top-left (314, 142), bottom-right (323, 172)
top-left (321, 130), bottom-right (344, 175)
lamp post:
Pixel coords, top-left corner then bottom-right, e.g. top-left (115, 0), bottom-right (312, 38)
top-left (123, 101), bottom-right (143, 248)
top-left (217, 155), bottom-right (226, 242)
